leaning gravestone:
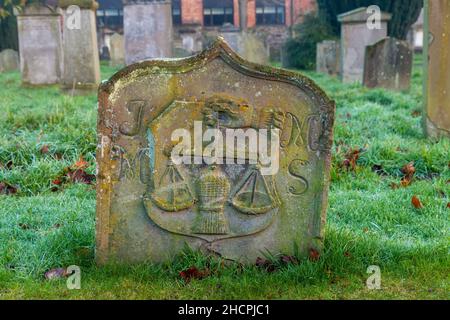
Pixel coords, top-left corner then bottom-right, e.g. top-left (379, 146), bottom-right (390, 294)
top-left (123, 0), bottom-right (173, 65)
top-left (59, 0), bottom-right (101, 92)
top-left (96, 38), bottom-right (335, 264)
top-left (423, 0), bottom-right (450, 139)
top-left (16, 4), bottom-right (62, 85)
top-left (0, 49), bottom-right (19, 72)
top-left (316, 40), bottom-right (340, 76)
top-left (338, 7), bottom-right (392, 84)
top-left (109, 33), bottom-right (125, 67)
top-left (363, 37), bottom-right (412, 91)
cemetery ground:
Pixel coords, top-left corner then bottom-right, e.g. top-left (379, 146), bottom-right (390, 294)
top-left (0, 56), bottom-right (448, 300)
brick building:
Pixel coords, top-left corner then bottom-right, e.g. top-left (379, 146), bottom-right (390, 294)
top-left (97, 0), bottom-right (317, 60)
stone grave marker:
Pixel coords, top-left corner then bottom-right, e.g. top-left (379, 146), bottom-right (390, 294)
top-left (316, 40), bottom-right (340, 76)
top-left (16, 4), bottom-right (63, 85)
top-left (110, 33), bottom-right (125, 67)
top-left (338, 7), bottom-right (391, 84)
top-left (96, 38), bottom-right (335, 264)
top-left (423, 0), bottom-right (450, 139)
top-left (0, 49), bottom-right (20, 72)
top-left (123, 0), bottom-right (173, 65)
top-left (363, 37), bottom-right (412, 91)
top-left (220, 24), bottom-right (269, 65)
top-left (59, 0), bottom-right (101, 92)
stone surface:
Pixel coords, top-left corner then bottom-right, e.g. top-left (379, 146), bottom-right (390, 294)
top-left (338, 7), bottom-right (391, 84)
top-left (423, 0), bottom-right (450, 138)
top-left (96, 38), bottom-right (335, 264)
top-left (0, 49), bottom-right (19, 72)
top-left (363, 37), bottom-right (412, 91)
top-left (59, 1), bottom-right (101, 91)
top-left (123, 0), bottom-right (173, 65)
top-left (219, 24), bottom-right (269, 65)
top-left (16, 4), bottom-right (63, 85)
top-left (109, 33), bottom-right (125, 67)
top-left (316, 40), bottom-right (340, 76)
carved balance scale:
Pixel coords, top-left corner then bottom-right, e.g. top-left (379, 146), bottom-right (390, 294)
top-left (144, 96), bottom-right (281, 239)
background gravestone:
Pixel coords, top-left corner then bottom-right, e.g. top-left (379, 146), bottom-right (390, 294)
top-left (0, 49), bottom-right (19, 72)
top-left (316, 40), bottom-right (340, 76)
top-left (109, 33), bottom-right (125, 67)
top-left (220, 24), bottom-right (269, 65)
top-left (96, 38), bottom-right (335, 264)
top-left (423, 0), bottom-right (450, 139)
top-left (363, 37), bottom-right (412, 91)
top-left (177, 25), bottom-right (203, 57)
top-left (16, 4), bottom-right (62, 85)
top-left (338, 7), bottom-right (392, 84)
top-left (123, 0), bottom-right (173, 65)
top-left (59, 0), bottom-right (101, 92)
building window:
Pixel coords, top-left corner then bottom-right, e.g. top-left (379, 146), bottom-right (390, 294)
top-left (97, 9), bottom-right (123, 29)
top-left (256, 0), bottom-right (285, 25)
top-left (203, 0), bottom-right (234, 26)
top-left (172, 0), bottom-right (181, 25)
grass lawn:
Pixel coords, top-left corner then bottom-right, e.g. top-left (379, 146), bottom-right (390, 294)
top-left (0, 57), bottom-right (448, 299)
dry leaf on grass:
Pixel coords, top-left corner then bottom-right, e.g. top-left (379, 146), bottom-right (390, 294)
top-left (411, 195), bottom-right (423, 209)
top-left (179, 266), bottom-right (210, 283)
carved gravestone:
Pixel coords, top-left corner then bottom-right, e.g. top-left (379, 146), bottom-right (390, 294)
top-left (110, 33), bottom-right (125, 67)
top-left (316, 40), bottom-right (340, 76)
top-left (16, 4), bottom-right (63, 85)
top-left (123, 0), bottom-right (173, 65)
top-left (0, 49), bottom-right (19, 72)
top-left (96, 38), bottom-right (335, 264)
top-left (338, 7), bottom-right (391, 84)
top-left (59, 0), bottom-right (101, 91)
top-left (423, 0), bottom-right (450, 139)
top-left (363, 38), bottom-right (412, 91)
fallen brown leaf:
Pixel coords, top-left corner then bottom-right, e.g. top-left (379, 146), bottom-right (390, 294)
top-left (308, 248), bottom-right (320, 262)
top-left (73, 156), bottom-right (89, 170)
top-left (446, 203), bottom-right (450, 209)
top-left (179, 266), bottom-right (210, 283)
top-left (342, 148), bottom-right (361, 171)
top-left (411, 195), bottom-right (423, 209)
top-left (280, 255), bottom-right (298, 265)
top-left (0, 182), bottom-right (18, 195)
top-left (44, 268), bottom-right (67, 280)
top-left (66, 169), bottom-right (95, 184)
top-left (40, 145), bottom-right (49, 154)
top-left (255, 257), bottom-right (276, 272)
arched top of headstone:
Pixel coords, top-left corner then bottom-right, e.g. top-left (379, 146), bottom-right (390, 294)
top-left (101, 37), bottom-right (334, 114)
top-left (58, 0), bottom-right (99, 9)
top-left (337, 7), bottom-right (392, 23)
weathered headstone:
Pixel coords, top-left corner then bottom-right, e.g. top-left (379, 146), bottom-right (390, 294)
top-left (123, 0), bottom-right (173, 65)
top-left (109, 33), bottom-right (125, 67)
top-left (423, 0), bottom-right (450, 138)
top-left (96, 38), bottom-right (335, 264)
top-left (178, 25), bottom-right (203, 56)
top-left (16, 4), bottom-right (63, 85)
top-left (363, 37), bottom-right (412, 91)
top-left (338, 7), bottom-right (392, 84)
top-left (220, 24), bottom-right (269, 65)
top-left (59, 0), bottom-right (101, 91)
top-left (316, 40), bottom-right (340, 76)
top-left (0, 49), bottom-right (20, 72)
